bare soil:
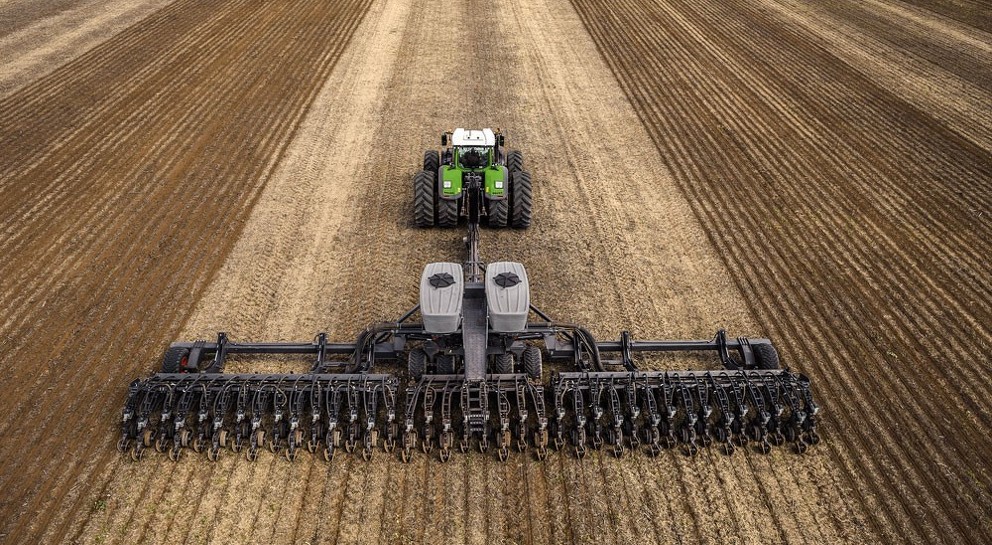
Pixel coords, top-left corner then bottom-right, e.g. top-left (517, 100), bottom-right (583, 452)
top-left (1, 0), bottom-right (990, 543)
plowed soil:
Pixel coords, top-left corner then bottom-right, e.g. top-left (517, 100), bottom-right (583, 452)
top-left (1, 0), bottom-right (989, 544)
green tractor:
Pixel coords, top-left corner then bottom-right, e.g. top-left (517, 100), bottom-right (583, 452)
top-left (414, 128), bottom-right (532, 228)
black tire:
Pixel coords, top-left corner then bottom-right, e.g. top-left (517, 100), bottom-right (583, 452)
top-left (162, 347), bottom-right (189, 373)
top-left (510, 170), bottom-right (532, 228)
top-left (522, 346), bottom-right (542, 380)
top-left (753, 343), bottom-right (780, 370)
top-left (493, 353), bottom-right (514, 374)
top-left (506, 150), bottom-right (523, 174)
top-left (408, 349), bottom-right (427, 380)
top-left (436, 197), bottom-right (459, 227)
top-left (423, 150), bottom-right (439, 174)
top-left (487, 198), bottom-right (508, 228)
top-left (436, 355), bottom-right (456, 374)
top-left (413, 170), bottom-right (435, 228)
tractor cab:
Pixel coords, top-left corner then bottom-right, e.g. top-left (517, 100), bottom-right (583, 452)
top-left (448, 128), bottom-right (498, 170)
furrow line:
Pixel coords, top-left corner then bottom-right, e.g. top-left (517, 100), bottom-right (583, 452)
top-left (0, 0), bottom-right (374, 539)
top-left (568, 0), bottom-right (988, 540)
top-left (0, 0), bottom-right (250, 180)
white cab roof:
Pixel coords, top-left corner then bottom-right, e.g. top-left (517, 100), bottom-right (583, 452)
top-left (452, 128), bottom-right (495, 147)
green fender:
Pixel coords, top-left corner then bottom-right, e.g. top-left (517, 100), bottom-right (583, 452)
top-left (439, 149), bottom-right (507, 198)
top-left (484, 166), bottom-right (508, 198)
top-left (440, 165), bottom-right (462, 198)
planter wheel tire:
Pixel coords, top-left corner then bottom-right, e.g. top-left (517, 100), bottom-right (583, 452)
top-left (408, 349), bottom-right (427, 380)
top-left (494, 353), bottom-right (514, 374)
top-left (162, 347), bottom-right (189, 373)
top-left (510, 170), bottom-right (532, 228)
top-left (423, 150), bottom-right (439, 174)
top-left (753, 343), bottom-right (780, 370)
top-left (414, 170), bottom-right (435, 227)
top-left (506, 150), bottom-right (523, 175)
top-left (436, 355), bottom-right (456, 374)
top-left (523, 346), bottom-right (543, 380)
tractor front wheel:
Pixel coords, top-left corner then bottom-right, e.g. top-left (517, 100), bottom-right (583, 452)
top-left (423, 150), bottom-right (439, 174)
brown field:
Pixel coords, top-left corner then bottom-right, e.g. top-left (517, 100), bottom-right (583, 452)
top-left (1, 0), bottom-right (990, 543)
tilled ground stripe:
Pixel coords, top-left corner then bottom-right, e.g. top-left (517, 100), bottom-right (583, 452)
top-left (760, 0), bottom-right (992, 156)
top-left (624, 0), bottom-right (988, 540)
top-left (808, 0), bottom-right (991, 101)
top-left (0, 0), bottom-right (373, 541)
top-left (0, 0), bottom-right (80, 37)
top-left (569, 0), bottom-right (992, 543)
top-left (899, 0), bottom-right (992, 30)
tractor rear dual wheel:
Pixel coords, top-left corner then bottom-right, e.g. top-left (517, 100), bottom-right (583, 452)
top-left (425, 150), bottom-right (459, 227)
top-left (484, 150), bottom-right (523, 228)
top-left (510, 170), bottom-right (532, 228)
top-left (504, 150), bottom-right (531, 228)
top-left (488, 171), bottom-right (530, 228)
top-left (413, 170), bottom-right (434, 228)
top-left (436, 197), bottom-right (459, 227)
top-left (487, 198), bottom-right (508, 228)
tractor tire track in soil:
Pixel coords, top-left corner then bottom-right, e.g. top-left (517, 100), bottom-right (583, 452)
top-left (568, 0), bottom-right (992, 543)
top-left (0, 0), bottom-right (373, 542)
